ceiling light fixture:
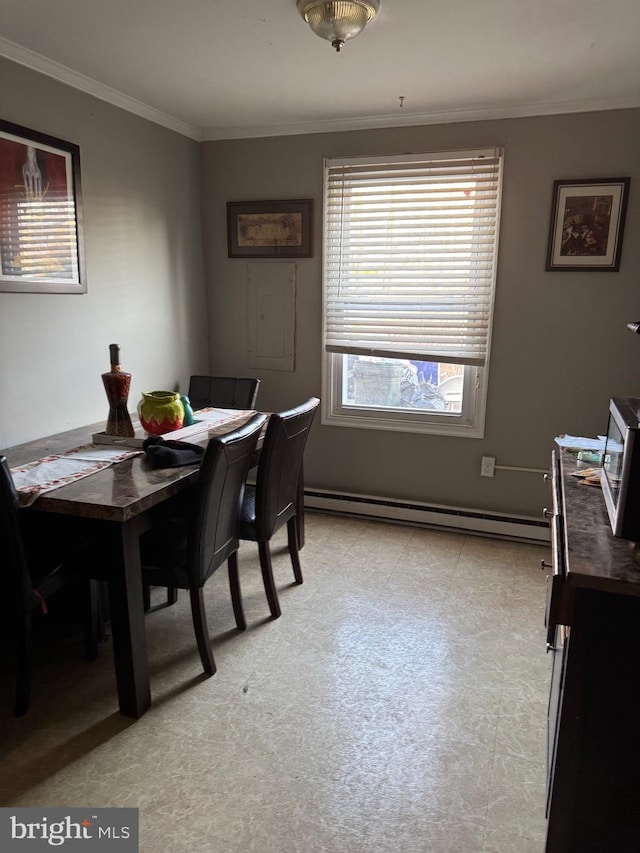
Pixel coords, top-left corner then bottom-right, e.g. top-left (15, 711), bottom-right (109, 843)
top-left (296, 0), bottom-right (380, 52)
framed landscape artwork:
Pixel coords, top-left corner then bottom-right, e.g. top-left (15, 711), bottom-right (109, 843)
top-left (546, 177), bottom-right (630, 272)
top-left (0, 119), bottom-right (86, 293)
top-left (227, 199), bottom-right (312, 258)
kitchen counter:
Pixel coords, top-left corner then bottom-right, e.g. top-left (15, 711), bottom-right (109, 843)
top-left (545, 448), bottom-right (640, 853)
top-left (560, 449), bottom-right (640, 595)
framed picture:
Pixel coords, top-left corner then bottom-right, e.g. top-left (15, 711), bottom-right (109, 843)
top-left (546, 177), bottom-right (630, 271)
top-left (227, 199), bottom-right (312, 258)
top-left (0, 119), bottom-right (86, 293)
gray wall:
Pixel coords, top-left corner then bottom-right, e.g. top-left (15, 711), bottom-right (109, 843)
top-left (2, 52), bottom-right (638, 521)
top-left (202, 110), bottom-right (640, 518)
top-left (0, 57), bottom-right (209, 449)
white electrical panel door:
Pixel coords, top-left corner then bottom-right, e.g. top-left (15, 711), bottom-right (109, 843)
top-left (247, 262), bottom-right (296, 371)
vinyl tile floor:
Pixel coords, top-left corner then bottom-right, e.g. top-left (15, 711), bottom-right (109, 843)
top-left (0, 513), bottom-right (551, 852)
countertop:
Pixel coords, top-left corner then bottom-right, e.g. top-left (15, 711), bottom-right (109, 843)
top-left (560, 449), bottom-right (640, 596)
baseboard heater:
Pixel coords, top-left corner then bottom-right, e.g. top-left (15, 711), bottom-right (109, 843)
top-left (304, 488), bottom-right (550, 543)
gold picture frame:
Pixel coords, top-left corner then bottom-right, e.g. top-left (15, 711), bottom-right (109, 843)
top-left (227, 199), bottom-right (312, 258)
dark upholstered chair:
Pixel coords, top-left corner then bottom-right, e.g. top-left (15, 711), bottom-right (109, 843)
top-left (144, 374), bottom-right (261, 613)
top-left (238, 397), bottom-right (319, 620)
top-left (139, 413), bottom-right (267, 676)
top-left (0, 456), bottom-right (99, 716)
top-left (188, 376), bottom-right (260, 411)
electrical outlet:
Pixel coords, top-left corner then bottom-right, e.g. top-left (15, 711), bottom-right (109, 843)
top-left (481, 456), bottom-right (496, 477)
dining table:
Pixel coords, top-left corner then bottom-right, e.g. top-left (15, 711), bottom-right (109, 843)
top-left (1, 409), bottom-right (258, 719)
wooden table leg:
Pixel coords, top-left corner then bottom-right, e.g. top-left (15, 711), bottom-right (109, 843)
top-left (104, 518), bottom-right (151, 718)
top-left (296, 461), bottom-right (305, 549)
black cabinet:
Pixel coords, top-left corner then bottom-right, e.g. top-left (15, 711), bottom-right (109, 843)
top-left (544, 450), bottom-right (640, 853)
top-left (545, 625), bottom-right (566, 819)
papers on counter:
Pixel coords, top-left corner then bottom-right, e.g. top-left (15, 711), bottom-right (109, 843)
top-left (555, 434), bottom-right (607, 452)
top-left (194, 407), bottom-right (256, 427)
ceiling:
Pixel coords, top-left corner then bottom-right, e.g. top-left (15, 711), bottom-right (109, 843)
top-left (0, 0), bottom-right (639, 141)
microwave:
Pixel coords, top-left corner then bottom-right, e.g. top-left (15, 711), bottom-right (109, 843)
top-left (601, 396), bottom-right (640, 540)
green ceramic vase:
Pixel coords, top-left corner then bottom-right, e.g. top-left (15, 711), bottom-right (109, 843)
top-left (138, 391), bottom-right (184, 435)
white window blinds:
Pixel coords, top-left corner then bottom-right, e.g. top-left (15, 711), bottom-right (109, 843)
top-left (323, 148), bottom-right (503, 366)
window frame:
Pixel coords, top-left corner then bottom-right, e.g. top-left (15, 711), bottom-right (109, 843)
top-left (323, 354), bottom-right (487, 437)
top-left (320, 147), bottom-right (503, 438)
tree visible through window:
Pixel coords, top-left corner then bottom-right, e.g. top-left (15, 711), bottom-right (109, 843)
top-left (322, 147), bottom-right (504, 438)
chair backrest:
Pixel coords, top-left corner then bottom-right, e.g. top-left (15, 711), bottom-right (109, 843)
top-left (253, 397), bottom-right (320, 540)
top-left (188, 375), bottom-right (261, 410)
top-left (188, 413), bottom-right (267, 585)
top-left (0, 456), bottom-right (33, 618)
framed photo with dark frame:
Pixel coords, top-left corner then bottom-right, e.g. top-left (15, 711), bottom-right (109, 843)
top-left (227, 199), bottom-right (312, 258)
top-left (0, 119), bottom-right (86, 293)
top-left (546, 177), bottom-right (630, 272)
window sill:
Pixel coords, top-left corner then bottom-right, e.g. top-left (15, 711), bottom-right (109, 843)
top-left (321, 404), bottom-right (486, 438)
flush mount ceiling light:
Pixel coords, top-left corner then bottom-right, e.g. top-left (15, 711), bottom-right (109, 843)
top-left (297, 0), bottom-right (380, 52)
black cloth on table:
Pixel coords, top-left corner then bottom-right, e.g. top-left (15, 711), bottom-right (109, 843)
top-left (142, 435), bottom-right (205, 468)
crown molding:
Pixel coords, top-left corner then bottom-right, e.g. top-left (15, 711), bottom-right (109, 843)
top-left (0, 36), bottom-right (202, 141)
top-left (201, 94), bottom-right (640, 141)
top-left (1, 36), bottom-right (638, 143)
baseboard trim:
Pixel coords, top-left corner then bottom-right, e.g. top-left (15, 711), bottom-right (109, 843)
top-left (304, 488), bottom-right (549, 543)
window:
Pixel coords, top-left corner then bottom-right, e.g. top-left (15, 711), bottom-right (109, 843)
top-left (322, 148), bottom-right (504, 437)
